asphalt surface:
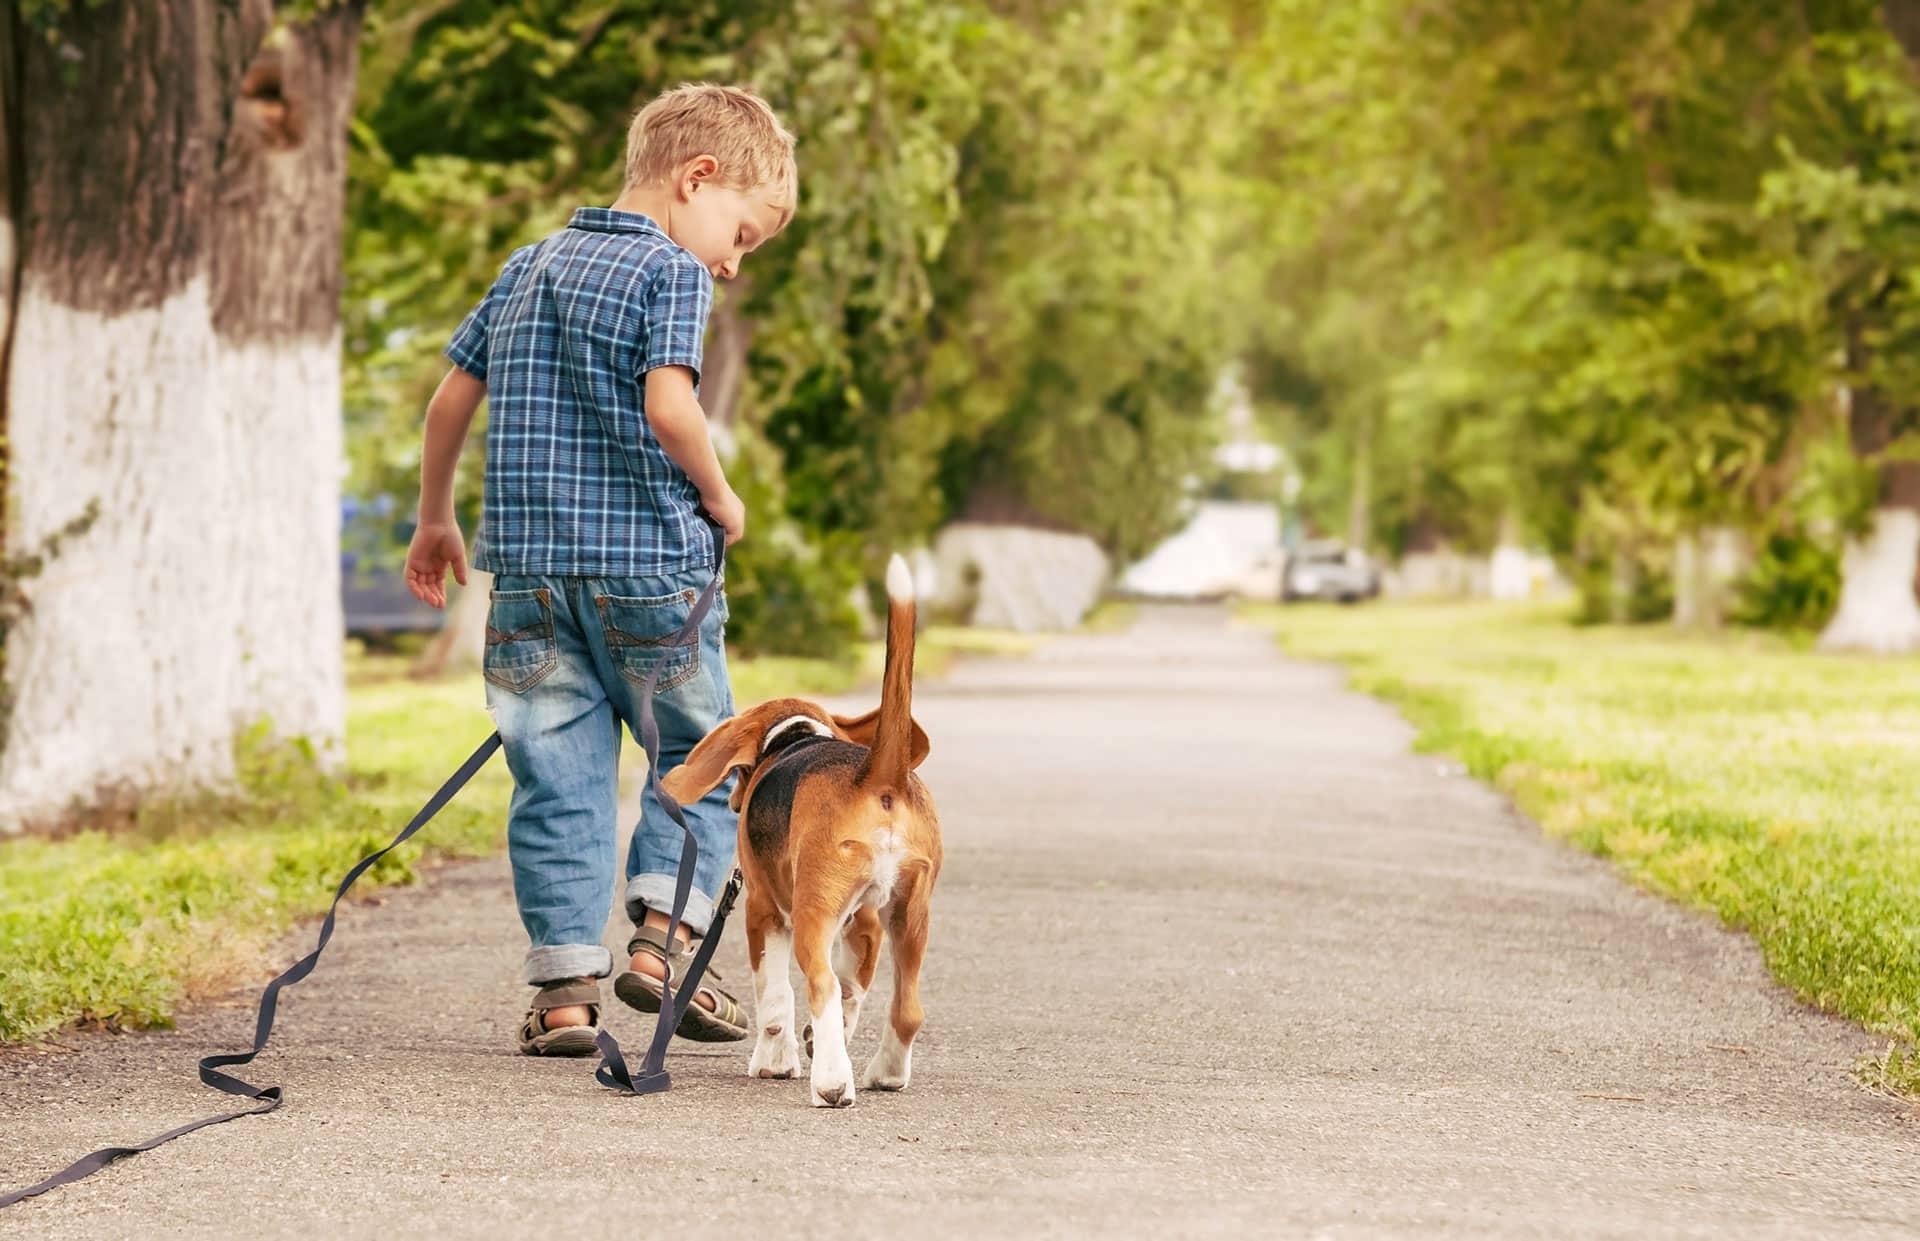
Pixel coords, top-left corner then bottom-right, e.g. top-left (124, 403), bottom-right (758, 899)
top-left (2, 605), bottom-right (1916, 1239)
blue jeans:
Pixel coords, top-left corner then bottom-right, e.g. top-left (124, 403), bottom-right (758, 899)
top-left (483, 569), bottom-right (736, 985)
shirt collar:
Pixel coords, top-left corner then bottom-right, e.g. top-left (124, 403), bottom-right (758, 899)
top-left (567, 207), bottom-right (668, 237)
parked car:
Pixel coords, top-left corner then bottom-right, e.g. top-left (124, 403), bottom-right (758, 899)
top-left (342, 497), bottom-right (444, 636)
top-left (1281, 541), bottom-right (1381, 603)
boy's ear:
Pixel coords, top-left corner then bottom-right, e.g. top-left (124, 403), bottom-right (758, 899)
top-left (680, 153), bottom-right (720, 198)
top-left (661, 716), bottom-right (759, 808)
top-left (831, 707), bottom-right (931, 769)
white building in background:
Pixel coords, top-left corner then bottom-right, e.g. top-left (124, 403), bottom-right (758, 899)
top-left (928, 522), bottom-right (1108, 632)
top-left (1120, 501), bottom-right (1283, 599)
top-left (1120, 371), bottom-right (1292, 600)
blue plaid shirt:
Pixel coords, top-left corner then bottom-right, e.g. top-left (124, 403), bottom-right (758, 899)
top-left (446, 207), bottom-right (715, 576)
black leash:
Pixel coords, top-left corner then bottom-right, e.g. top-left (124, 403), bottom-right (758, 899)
top-left (594, 522), bottom-right (742, 1095)
top-left (2, 524), bottom-right (738, 1206)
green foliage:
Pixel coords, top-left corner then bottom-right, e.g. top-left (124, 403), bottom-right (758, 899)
top-left (1733, 532), bottom-right (1844, 631)
top-left (1245, 599), bottom-right (1920, 1092)
top-left (1245, 1), bottom-right (1920, 628)
top-left (0, 675), bottom-right (512, 1042)
top-left (344, 0), bottom-right (1251, 650)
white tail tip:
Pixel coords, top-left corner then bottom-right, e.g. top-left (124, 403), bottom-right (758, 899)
top-left (886, 554), bottom-right (915, 603)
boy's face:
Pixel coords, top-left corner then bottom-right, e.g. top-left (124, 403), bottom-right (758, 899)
top-left (673, 169), bottom-right (789, 281)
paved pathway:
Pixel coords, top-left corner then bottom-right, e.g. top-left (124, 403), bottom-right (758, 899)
top-left (2, 607), bottom-right (1916, 1238)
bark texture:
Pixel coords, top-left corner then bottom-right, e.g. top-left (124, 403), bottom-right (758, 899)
top-left (0, 1), bottom-right (363, 831)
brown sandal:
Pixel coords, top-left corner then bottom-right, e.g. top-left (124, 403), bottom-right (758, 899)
top-left (613, 925), bottom-right (749, 1043)
top-left (518, 978), bottom-right (602, 1057)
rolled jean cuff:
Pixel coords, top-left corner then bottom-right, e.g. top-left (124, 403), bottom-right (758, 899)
top-left (523, 943), bottom-right (613, 986)
top-left (625, 873), bottom-right (715, 938)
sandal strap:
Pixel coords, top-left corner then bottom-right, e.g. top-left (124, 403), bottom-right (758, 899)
top-left (626, 923), bottom-right (689, 960)
top-left (523, 1003), bottom-right (600, 1040)
top-left (702, 987), bottom-right (743, 1028)
top-left (531, 979), bottom-right (602, 1010)
top-left (627, 924), bottom-right (712, 980)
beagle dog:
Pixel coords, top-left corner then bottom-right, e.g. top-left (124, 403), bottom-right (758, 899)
top-left (662, 556), bottom-right (941, 1108)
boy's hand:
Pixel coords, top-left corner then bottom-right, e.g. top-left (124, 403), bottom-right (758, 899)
top-left (404, 521), bottom-right (469, 608)
top-left (702, 486), bottom-right (747, 547)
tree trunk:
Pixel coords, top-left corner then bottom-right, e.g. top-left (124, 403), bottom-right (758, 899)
top-left (411, 568), bottom-right (492, 679)
top-left (1819, 478), bottom-right (1920, 654)
top-left (1346, 417), bottom-right (1372, 552)
top-left (703, 299), bottom-right (753, 429)
top-left (1672, 526), bottom-right (1748, 629)
top-left (1488, 506), bottom-right (1531, 600)
top-left (0, 1), bottom-right (364, 832)
top-left (1885, 1), bottom-right (1920, 66)
top-left (1819, 373), bottom-right (1920, 652)
top-left (1608, 543), bottom-right (1636, 624)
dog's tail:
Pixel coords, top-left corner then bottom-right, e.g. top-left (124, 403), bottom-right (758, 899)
top-left (859, 554), bottom-right (917, 790)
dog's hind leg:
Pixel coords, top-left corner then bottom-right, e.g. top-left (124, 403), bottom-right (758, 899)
top-left (794, 886), bottom-right (865, 1108)
top-left (745, 894), bottom-right (800, 1080)
top-left (833, 905), bottom-right (884, 1044)
top-left (861, 873), bottom-right (930, 1092)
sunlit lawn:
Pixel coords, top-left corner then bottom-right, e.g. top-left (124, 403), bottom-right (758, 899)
top-left (0, 624), bottom-right (1036, 1043)
top-left (1241, 600), bottom-right (1920, 1095)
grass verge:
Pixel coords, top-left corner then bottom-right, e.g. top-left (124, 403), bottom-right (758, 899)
top-left (1240, 600), bottom-right (1920, 1098)
top-left (1, 625), bottom-right (1035, 1044)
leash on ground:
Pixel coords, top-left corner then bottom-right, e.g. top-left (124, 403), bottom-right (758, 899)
top-left (0, 524), bottom-right (738, 1209)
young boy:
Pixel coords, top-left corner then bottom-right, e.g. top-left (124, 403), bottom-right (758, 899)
top-left (403, 83), bottom-right (797, 1055)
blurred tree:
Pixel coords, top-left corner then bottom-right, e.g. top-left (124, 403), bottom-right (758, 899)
top-left (0, 0), bottom-right (362, 830)
top-left (345, 0), bottom-right (1249, 659)
top-left (1247, 0), bottom-right (1920, 645)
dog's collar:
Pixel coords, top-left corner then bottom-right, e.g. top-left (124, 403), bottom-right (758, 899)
top-left (733, 718), bottom-right (836, 815)
top-left (759, 714), bottom-right (834, 755)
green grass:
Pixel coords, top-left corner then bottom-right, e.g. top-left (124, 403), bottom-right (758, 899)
top-left (1240, 601), bottom-right (1920, 1097)
top-left (0, 627), bottom-right (1034, 1044)
top-left (1079, 600), bottom-right (1141, 634)
top-left (0, 678), bottom-right (512, 1043)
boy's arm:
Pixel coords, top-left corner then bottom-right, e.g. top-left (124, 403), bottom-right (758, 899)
top-left (404, 366), bottom-right (485, 608)
top-left (645, 364), bottom-right (744, 546)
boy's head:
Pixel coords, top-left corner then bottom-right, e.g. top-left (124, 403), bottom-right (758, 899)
top-left (624, 83), bottom-right (797, 280)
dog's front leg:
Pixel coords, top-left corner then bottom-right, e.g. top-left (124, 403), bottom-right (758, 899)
top-left (794, 909), bottom-right (856, 1108)
top-left (746, 901), bottom-right (800, 1080)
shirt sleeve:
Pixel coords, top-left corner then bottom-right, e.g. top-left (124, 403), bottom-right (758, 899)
top-left (445, 246), bottom-right (536, 380)
top-left (639, 249), bottom-right (714, 388)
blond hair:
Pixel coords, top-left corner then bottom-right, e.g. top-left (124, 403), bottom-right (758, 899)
top-left (624, 83), bottom-right (797, 225)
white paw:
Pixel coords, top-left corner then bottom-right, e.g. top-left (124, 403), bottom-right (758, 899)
top-left (860, 1028), bottom-right (913, 1092)
top-left (857, 1061), bottom-right (908, 1091)
top-left (748, 1026), bottom-right (801, 1080)
top-left (810, 1052), bottom-right (856, 1108)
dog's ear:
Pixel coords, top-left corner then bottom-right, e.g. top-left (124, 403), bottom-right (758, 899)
top-left (661, 716), bottom-right (760, 808)
top-left (831, 707), bottom-right (931, 768)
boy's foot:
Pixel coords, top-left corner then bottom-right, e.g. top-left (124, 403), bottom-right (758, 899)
top-left (614, 923), bottom-right (750, 1042)
top-left (519, 977), bottom-right (602, 1057)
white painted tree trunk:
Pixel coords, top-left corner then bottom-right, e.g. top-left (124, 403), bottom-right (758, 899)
top-left (1488, 507), bottom-right (1530, 600)
top-left (219, 334), bottom-right (348, 748)
top-left (1818, 507), bottom-right (1920, 654)
top-left (0, 292), bottom-right (346, 826)
top-left (1672, 526), bottom-right (1748, 629)
top-left (0, 1), bottom-right (362, 832)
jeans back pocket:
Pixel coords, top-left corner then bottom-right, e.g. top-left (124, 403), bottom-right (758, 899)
top-left (595, 588), bottom-right (701, 692)
top-left (484, 588), bottom-right (559, 692)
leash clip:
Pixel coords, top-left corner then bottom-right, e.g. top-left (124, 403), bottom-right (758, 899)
top-left (715, 868), bottom-right (745, 918)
